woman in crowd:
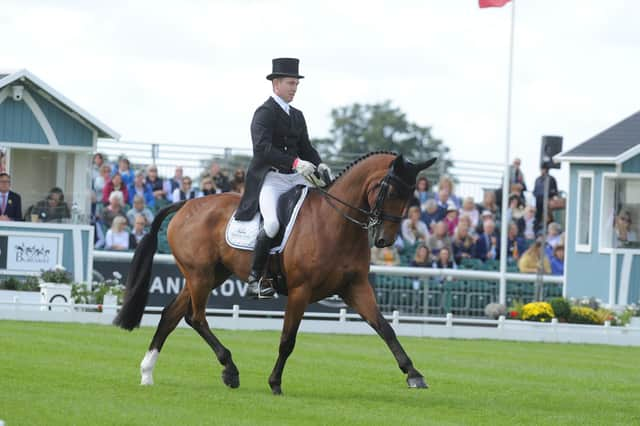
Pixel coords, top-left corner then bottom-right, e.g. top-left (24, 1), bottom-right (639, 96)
top-left (413, 176), bottom-right (433, 213)
top-left (105, 216), bottom-right (130, 251)
top-left (231, 168), bottom-right (246, 194)
top-left (92, 153), bottom-right (105, 182)
top-left (458, 196), bottom-right (479, 230)
top-left (35, 187), bottom-right (71, 223)
top-left (172, 176), bottom-right (197, 201)
top-left (401, 206), bottom-right (429, 245)
top-left (433, 247), bottom-right (456, 269)
top-left (410, 244), bottom-right (432, 267)
top-left (550, 244), bottom-right (564, 275)
top-left (128, 170), bottom-right (155, 208)
top-left (518, 239), bottom-right (550, 274)
top-left (517, 205), bottom-right (538, 241)
top-left (93, 164), bottom-right (111, 200)
top-left (451, 222), bottom-right (476, 264)
top-left (114, 157), bottom-right (136, 187)
top-left (101, 190), bottom-right (127, 229)
top-left (443, 202), bottom-right (459, 236)
top-left (129, 213), bottom-right (148, 250)
top-left (102, 173), bottom-right (129, 206)
top-left (426, 221), bottom-right (452, 258)
top-left (438, 175), bottom-right (461, 209)
top-left (198, 176), bottom-right (220, 197)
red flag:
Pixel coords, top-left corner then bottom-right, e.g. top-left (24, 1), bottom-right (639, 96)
top-left (479, 0), bottom-right (511, 7)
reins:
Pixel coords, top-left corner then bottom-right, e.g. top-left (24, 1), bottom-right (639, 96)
top-left (309, 171), bottom-right (413, 231)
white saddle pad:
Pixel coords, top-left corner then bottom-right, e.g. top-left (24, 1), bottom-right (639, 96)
top-left (225, 186), bottom-right (308, 253)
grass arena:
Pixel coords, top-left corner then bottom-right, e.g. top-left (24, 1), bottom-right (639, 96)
top-left (1, 320), bottom-right (639, 425)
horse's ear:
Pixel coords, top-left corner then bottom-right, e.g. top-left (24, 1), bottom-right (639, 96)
top-left (391, 154), bottom-right (405, 172)
top-left (417, 157), bottom-right (437, 171)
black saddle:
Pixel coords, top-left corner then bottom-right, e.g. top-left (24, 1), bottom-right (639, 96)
top-left (270, 184), bottom-right (306, 248)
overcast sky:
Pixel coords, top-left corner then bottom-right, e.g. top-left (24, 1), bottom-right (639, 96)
top-left (3, 0), bottom-right (640, 189)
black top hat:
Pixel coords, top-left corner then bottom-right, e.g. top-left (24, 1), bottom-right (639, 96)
top-left (266, 58), bottom-right (304, 80)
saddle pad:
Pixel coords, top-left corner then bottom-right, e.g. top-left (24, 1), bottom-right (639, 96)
top-left (225, 186), bottom-right (308, 253)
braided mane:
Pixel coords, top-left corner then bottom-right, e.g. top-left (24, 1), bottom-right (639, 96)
top-left (331, 151), bottom-right (397, 184)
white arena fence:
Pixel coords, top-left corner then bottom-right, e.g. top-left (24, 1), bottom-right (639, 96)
top-left (1, 296), bottom-right (639, 347)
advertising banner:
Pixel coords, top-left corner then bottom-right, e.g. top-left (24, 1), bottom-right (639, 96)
top-left (1, 234), bottom-right (61, 272)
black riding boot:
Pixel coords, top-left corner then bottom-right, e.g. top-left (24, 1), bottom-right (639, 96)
top-left (247, 229), bottom-right (275, 299)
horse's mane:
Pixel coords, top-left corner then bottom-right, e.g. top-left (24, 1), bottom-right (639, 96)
top-left (329, 150), bottom-right (397, 185)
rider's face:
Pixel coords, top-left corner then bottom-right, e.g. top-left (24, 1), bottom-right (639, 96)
top-left (273, 77), bottom-right (299, 103)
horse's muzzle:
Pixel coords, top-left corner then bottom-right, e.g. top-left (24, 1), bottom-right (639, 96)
top-left (375, 238), bottom-right (392, 248)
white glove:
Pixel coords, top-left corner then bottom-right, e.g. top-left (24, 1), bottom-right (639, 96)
top-left (293, 158), bottom-right (316, 177)
top-left (317, 163), bottom-right (333, 181)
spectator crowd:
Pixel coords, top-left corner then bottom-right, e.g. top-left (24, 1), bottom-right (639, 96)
top-left (370, 158), bottom-right (568, 276)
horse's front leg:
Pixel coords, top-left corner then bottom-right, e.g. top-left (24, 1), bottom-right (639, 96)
top-left (341, 280), bottom-right (428, 388)
top-left (268, 286), bottom-right (309, 395)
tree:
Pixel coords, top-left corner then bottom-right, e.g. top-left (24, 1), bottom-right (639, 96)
top-left (312, 101), bottom-right (452, 177)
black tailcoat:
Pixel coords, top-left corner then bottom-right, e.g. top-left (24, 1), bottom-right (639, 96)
top-left (2, 191), bottom-right (23, 221)
top-left (235, 97), bottom-right (321, 220)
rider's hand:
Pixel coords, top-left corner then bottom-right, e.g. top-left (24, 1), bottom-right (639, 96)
top-left (293, 158), bottom-right (316, 177)
top-left (317, 163), bottom-right (333, 180)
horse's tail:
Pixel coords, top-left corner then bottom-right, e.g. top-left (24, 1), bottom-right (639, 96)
top-left (113, 200), bottom-right (188, 330)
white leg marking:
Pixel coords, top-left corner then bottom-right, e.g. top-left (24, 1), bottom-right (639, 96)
top-left (140, 349), bottom-right (159, 386)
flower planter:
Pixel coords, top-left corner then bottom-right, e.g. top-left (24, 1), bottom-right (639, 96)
top-left (39, 282), bottom-right (72, 312)
top-left (630, 317), bottom-right (640, 328)
top-left (102, 294), bottom-right (118, 314)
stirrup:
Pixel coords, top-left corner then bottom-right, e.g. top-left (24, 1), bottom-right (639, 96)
top-left (257, 277), bottom-right (275, 299)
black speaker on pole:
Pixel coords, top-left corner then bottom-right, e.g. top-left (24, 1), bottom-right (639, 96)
top-left (540, 135), bottom-right (563, 169)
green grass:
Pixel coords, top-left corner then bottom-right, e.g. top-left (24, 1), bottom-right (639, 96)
top-left (1, 321), bottom-right (639, 425)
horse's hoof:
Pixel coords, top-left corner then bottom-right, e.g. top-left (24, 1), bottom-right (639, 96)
top-left (140, 374), bottom-right (154, 386)
top-left (222, 372), bottom-right (239, 389)
top-left (271, 385), bottom-right (282, 395)
top-left (407, 376), bottom-right (428, 389)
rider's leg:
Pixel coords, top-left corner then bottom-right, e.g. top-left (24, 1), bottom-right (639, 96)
top-left (246, 174), bottom-right (283, 298)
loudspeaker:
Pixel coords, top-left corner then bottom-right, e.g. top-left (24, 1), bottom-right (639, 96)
top-left (540, 135), bottom-right (563, 169)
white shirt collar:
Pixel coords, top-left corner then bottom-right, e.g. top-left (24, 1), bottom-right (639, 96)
top-left (271, 94), bottom-right (290, 115)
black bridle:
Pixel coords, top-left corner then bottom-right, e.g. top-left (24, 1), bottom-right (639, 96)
top-left (312, 170), bottom-right (414, 231)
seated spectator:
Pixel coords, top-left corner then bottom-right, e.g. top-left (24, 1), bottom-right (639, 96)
top-left (505, 193), bottom-right (525, 225)
top-left (126, 194), bottom-right (154, 227)
top-left (615, 209), bottom-right (637, 247)
top-left (94, 164), bottom-right (111, 200)
top-left (426, 221), bottom-right (452, 258)
top-left (168, 166), bottom-right (184, 198)
top-left (438, 175), bottom-right (461, 209)
top-left (210, 162), bottom-right (232, 193)
top-left (128, 170), bottom-right (155, 208)
top-left (478, 190), bottom-right (499, 223)
top-left (101, 190), bottom-right (127, 229)
top-left (0, 173), bottom-right (22, 222)
top-left (198, 176), bottom-right (221, 197)
top-left (517, 205), bottom-right (538, 241)
top-left (401, 206), bottom-right (429, 245)
top-left (146, 165), bottom-right (168, 204)
top-left (231, 168), bottom-right (246, 194)
top-left (421, 199), bottom-right (446, 232)
top-left (507, 222), bottom-right (527, 261)
top-left (436, 188), bottom-right (450, 210)
top-left (476, 209), bottom-right (495, 235)
top-left (432, 247), bottom-right (456, 269)
top-left (546, 222), bottom-right (563, 248)
top-left (476, 219), bottom-right (500, 261)
top-left (129, 213), bottom-right (148, 249)
top-left (458, 214), bottom-right (477, 238)
top-left (105, 216), bottom-right (130, 251)
top-left (414, 176), bottom-right (434, 213)
top-left (518, 239), bottom-right (550, 274)
top-left (35, 187), bottom-right (70, 223)
top-left (410, 244), bottom-right (432, 267)
top-left (510, 183), bottom-right (526, 207)
top-left (102, 173), bottom-right (129, 205)
top-left (113, 157), bottom-right (135, 188)
top-left (452, 223), bottom-right (476, 264)
top-left (172, 176), bottom-right (197, 202)
top-left (550, 243), bottom-right (564, 275)
top-left (443, 201), bottom-right (459, 236)
top-left (459, 196), bottom-right (479, 230)
top-left (370, 245), bottom-right (401, 266)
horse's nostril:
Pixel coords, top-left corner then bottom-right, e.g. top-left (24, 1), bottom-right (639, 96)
top-left (376, 238), bottom-right (385, 247)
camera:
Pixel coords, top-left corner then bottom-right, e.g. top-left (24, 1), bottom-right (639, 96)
top-left (11, 85), bottom-right (24, 101)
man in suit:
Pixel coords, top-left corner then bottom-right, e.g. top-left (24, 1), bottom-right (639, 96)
top-left (0, 173), bottom-right (22, 221)
top-left (235, 58), bottom-right (331, 298)
top-left (476, 218), bottom-right (500, 261)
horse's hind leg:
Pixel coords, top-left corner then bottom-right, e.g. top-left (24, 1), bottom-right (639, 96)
top-left (140, 287), bottom-right (190, 385)
top-left (340, 280), bottom-right (428, 389)
top-left (184, 264), bottom-right (240, 388)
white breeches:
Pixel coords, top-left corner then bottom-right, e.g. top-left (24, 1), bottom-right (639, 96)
top-left (259, 171), bottom-right (311, 238)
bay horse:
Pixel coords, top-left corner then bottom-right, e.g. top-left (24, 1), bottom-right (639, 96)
top-left (114, 152), bottom-right (436, 394)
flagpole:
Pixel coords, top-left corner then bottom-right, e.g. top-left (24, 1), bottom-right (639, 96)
top-left (498, 0), bottom-right (516, 305)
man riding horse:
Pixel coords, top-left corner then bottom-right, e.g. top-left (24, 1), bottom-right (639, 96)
top-left (235, 58), bottom-right (332, 299)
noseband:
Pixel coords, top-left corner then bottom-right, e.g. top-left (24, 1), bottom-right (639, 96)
top-left (313, 170), bottom-right (413, 231)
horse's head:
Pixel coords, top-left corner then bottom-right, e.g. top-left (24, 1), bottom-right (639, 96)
top-left (367, 154), bottom-right (437, 248)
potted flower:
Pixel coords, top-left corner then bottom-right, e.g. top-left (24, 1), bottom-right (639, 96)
top-left (72, 271), bottom-right (124, 313)
top-left (39, 265), bottom-right (73, 310)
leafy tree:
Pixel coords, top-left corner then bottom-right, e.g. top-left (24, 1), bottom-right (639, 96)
top-left (312, 101), bottom-right (451, 176)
